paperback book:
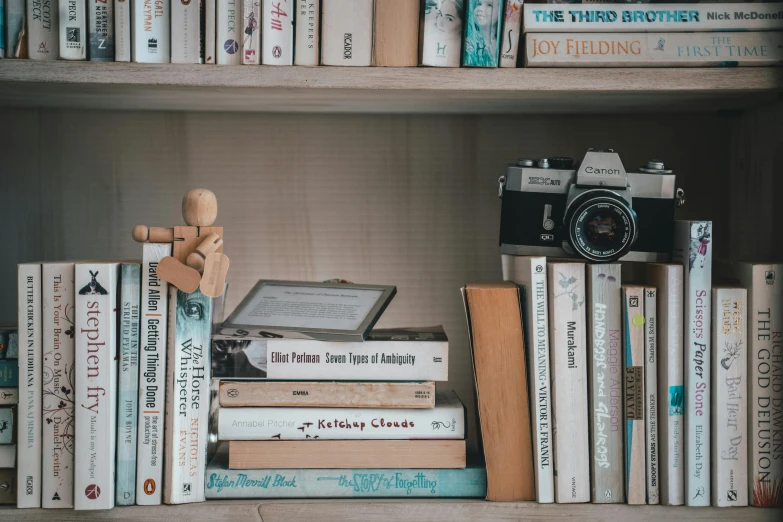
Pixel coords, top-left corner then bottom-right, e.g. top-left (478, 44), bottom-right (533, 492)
top-left (59, 0), bottom-right (87, 59)
top-left (217, 0), bottom-right (241, 64)
top-left (294, 0), bottom-right (319, 66)
top-left (242, 0), bottom-right (261, 64)
top-left (462, 0), bottom-right (502, 67)
top-left (321, 0), bottom-right (373, 66)
top-left (499, 0), bottom-right (522, 67)
top-left (88, 0), bottom-right (114, 60)
top-left (623, 285), bottom-right (646, 505)
top-left (262, 0), bottom-right (293, 65)
top-left (205, 0), bottom-right (216, 63)
top-left (172, 0), bottom-right (201, 62)
top-left (28, 0), bottom-right (59, 60)
top-left (420, 0), bottom-right (464, 67)
top-left (132, 0), bottom-right (170, 62)
top-left (373, 0), bottom-right (419, 67)
top-left (5, 0), bottom-right (26, 58)
top-left (644, 286), bottom-right (660, 505)
top-left (114, 0), bottom-right (131, 60)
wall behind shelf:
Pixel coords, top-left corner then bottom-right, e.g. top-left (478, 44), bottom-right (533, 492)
top-left (0, 107), bottom-right (739, 449)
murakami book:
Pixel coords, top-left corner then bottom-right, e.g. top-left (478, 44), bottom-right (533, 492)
top-left (241, 0), bottom-right (261, 64)
top-left (419, 0), bottom-right (464, 67)
top-left (217, 0), bottom-right (241, 64)
top-left (59, 0), bottom-right (87, 59)
top-left (499, 0), bottom-right (522, 67)
top-left (294, 0), bottom-right (319, 66)
top-left (28, 0), bottom-right (59, 60)
top-left (132, 0), bottom-right (170, 63)
top-left (262, 0), bottom-right (293, 65)
top-left (172, 0), bottom-right (201, 62)
top-left (644, 286), bottom-right (660, 505)
top-left (462, 0), bottom-right (503, 67)
top-left (88, 0), bottom-right (114, 60)
top-left (623, 285), bottom-right (646, 505)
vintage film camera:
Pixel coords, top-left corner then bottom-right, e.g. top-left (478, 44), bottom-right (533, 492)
top-left (498, 149), bottom-right (684, 263)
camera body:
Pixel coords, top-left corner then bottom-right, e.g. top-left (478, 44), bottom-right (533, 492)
top-left (499, 149), bottom-right (679, 263)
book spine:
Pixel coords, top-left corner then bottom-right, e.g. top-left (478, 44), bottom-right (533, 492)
top-left (205, 466), bottom-right (488, 498)
top-left (547, 262), bottom-right (590, 503)
top-left (5, 0), bottom-right (26, 58)
top-left (218, 380), bottom-right (436, 408)
top-left (216, 0), bottom-right (241, 64)
top-left (0, 360), bottom-right (18, 386)
top-left (462, 0), bottom-right (502, 67)
top-left (116, 263), bottom-right (141, 506)
top-left (205, 0), bottom-right (216, 62)
top-left (163, 288), bottom-right (213, 504)
top-left (262, 0), bottom-right (293, 65)
top-left (623, 285), bottom-right (646, 505)
top-left (372, 0), bottom-right (419, 67)
top-left (499, 0), bottom-right (522, 67)
top-left (0, 388), bottom-right (19, 406)
top-left (59, 0), bottom-right (87, 59)
top-left (6, 332), bottom-right (19, 359)
top-left (672, 221), bottom-right (713, 506)
top-left (1, 0), bottom-right (5, 57)
top-left (0, 445), bottom-right (16, 468)
top-left (114, 0), bottom-right (131, 60)
top-left (294, 0), bottom-right (319, 66)
top-left (88, 0), bottom-right (114, 60)
top-left (587, 264), bottom-right (624, 503)
top-left (320, 0), bottom-right (373, 66)
top-left (136, 243), bottom-right (171, 506)
top-left (17, 264), bottom-right (42, 508)
top-left (525, 32), bottom-right (783, 67)
top-left (644, 287), bottom-right (659, 505)
top-left (419, 0), bottom-right (463, 67)
top-left (711, 287), bottom-right (748, 507)
top-left (28, 0), bottom-right (59, 60)
top-left (241, 0), bottom-right (260, 64)
top-left (0, 468), bottom-right (16, 504)
top-left (0, 407), bottom-right (14, 443)
top-left (523, 4), bottom-right (783, 33)
top-left (41, 263), bottom-right (76, 509)
top-left (172, 0), bottom-right (201, 62)
top-left (132, 0), bottom-right (170, 62)
top-left (74, 263), bottom-right (119, 510)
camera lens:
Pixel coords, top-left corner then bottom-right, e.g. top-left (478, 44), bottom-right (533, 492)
top-left (566, 193), bottom-right (637, 262)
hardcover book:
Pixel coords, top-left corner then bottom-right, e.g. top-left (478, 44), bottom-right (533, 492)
top-left (262, 0), bottom-right (293, 65)
top-left (88, 0), bottom-right (114, 60)
top-left (623, 284), bottom-right (646, 505)
top-left (294, 0), bottom-right (319, 66)
top-left (5, 0), bottom-right (26, 58)
top-left (644, 286), bottom-right (660, 505)
top-left (462, 0), bottom-right (502, 67)
top-left (217, 0), bottom-right (241, 64)
top-left (321, 0), bottom-right (373, 66)
top-left (242, 0), bottom-right (261, 64)
top-left (172, 0), bottom-right (201, 62)
top-left (28, 0), bottom-right (59, 60)
top-left (499, 0), bottom-right (522, 67)
top-left (132, 0), bottom-right (170, 63)
top-left (114, 0), bottom-right (131, 60)
top-left (373, 0), bottom-right (419, 67)
top-left (42, 262), bottom-right (76, 509)
top-left (59, 0), bottom-right (87, 59)
top-left (420, 0), bottom-right (464, 67)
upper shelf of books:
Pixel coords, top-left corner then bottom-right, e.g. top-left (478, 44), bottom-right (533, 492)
top-left (0, 61), bottom-right (780, 115)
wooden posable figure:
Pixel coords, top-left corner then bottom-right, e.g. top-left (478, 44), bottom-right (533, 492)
top-left (132, 188), bottom-right (230, 298)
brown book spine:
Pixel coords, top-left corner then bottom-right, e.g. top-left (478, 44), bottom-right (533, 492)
top-left (372, 0), bottom-right (420, 66)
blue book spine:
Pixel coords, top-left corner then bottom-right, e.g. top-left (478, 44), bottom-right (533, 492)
top-left (462, 0), bottom-right (503, 67)
top-left (116, 263), bottom-right (141, 505)
top-left (0, 360), bottom-right (18, 386)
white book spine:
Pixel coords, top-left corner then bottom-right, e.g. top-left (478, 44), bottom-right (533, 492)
top-left (114, 0), bottom-right (131, 60)
top-left (623, 285), bottom-right (646, 505)
top-left (74, 263), bottom-right (120, 511)
top-left (17, 264), bottom-right (42, 508)
top-left (29, 0), bottom-right (59, 60)
top-left (320, 0), bottom-right (372, 66)
top-left (499, 0), bottom-right (522, 67)
top-left (216, 0), bottom-right (241, 64)
top-left (672, 221), bottom-right (713, 506)
top-left (262, 0), bottom-right (293, 64)
top-left (88, 0), bottom-right (114, 60)
top-left (242, 0), bottom-right (261, 64)
top-left (205, 0), bottom-right (216, 62)
top-left (59, 0), bottom-right (87, 59)
top-left (523, 3), bottom-right (783, 32)
top-left (547, 262), bottom-right (590, 503)
top-left (294, 0), bottom-right (319, 65)
top-left (136, 243), bottom-right (171, 506)
top-left (42, 263), bottom-right (76, 509)
top-left (501, 255), bottom-right (555, 504)
top-left (419, 0), bottom-right (463, 67)
top-left (132, 0), bottom-right (170, 62)
top-left (711, 287), bottom-right (748, 507)
top-left (172, 0), bottom-right (201, 62)
top-left (644, 287), bottom-right (660, 505)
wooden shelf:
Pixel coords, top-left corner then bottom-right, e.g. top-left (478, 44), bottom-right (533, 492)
top-left (0, 61), bottom-right (781, 114)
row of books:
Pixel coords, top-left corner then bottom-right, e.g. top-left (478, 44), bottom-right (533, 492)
top-left (464, 220), bottom-right (782, 506)
top-left (0, 328), bottom-right (19, 505)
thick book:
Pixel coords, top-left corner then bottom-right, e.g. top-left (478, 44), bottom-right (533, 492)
top-left (262, 0), bottom-right (293, 65)
top-left (5, 0), bottom-right (26, 58)
top-left (462, 0), bottom-right (502, 67)
top-left (205, 0), bottom-right (216, 62)
top-left (117, 263), bottom-right (141, 506)
top-left (132, 0), bottom-right (170, 62)
top-left (172, 0), bottom-right (201, 62)
top-left (623, 284), bottom-right (646, 505)
top-left (586, 264), bottom-right (624, 504)
top-left (711, 286), bottom-right (748, 507)
top-left (523, 4), bottom-right (783, 33)
top-left (218, 380), bottom-right (436, 408)
top-left (88, 0), bottom-right (114, 60)
top-left (547, 262), bottom-right (590, 503)
top-left (228, 440), bottom-right (466, 469)
top-left (206, 445), bottom-right (486, 498)
top-left (216, 0), bottom-right (240, 64)
top-left (644, 286), bottom-right (660, 505)
top-left (74, 262), bottom-right (120, 510)
top-left (218, 390), bottom-right (464, 440)
top-left (241, 0), bottom-right (261, 64)
top-left (59, 0), bottom-right (87, 59)
top-left (136, 243), bottom-right (171, 506)
top-left (212, 327), bottom-right (449, 381)
top-left (294, 0), bottom-right (319, 66)
top-left (373, 0), bottom-right (419, 67)
top-left (644, 263), bottom-right (684, 506)
top-left (163, 287), bottom-right (213, 505)
top-left (42, 262), bottom-right (76, 509)
top-left (672, 221), bottom-right (713, 506)
top-left (525, 32), bottom-right (783, 67)
top-left (321, 0), bottom-right (373, 66)
top-left (419, 0), bottom-right (463, 67)
top-left (17, 263), bottom-right (42, 508)
top-left (499, 0), bottom-right (522, 67)
top-left (463, 282), bottom-right (536, 501)
top-left (501, 255), bottom-right (555, 504)
top-left (114, 0), bottom-right (131, 60)
top-left (28, 0), bottom-right (59, 60)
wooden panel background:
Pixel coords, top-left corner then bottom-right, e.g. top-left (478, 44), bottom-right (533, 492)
top-left (0, 108), bottom-right (741, 449)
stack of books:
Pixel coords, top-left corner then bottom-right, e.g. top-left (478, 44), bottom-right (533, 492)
top-left (0, 327), bottom-right (19, 505)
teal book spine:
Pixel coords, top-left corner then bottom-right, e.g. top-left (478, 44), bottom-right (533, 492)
top-left (0, 360), bottom-right (18, 386)
top-left (116, 263), bottom-right (141, 505)
top-left (462, 0), bottom-right (503, 67)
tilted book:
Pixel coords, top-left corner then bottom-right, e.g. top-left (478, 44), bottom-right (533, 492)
top-left (216, 0), bottom-right (241, 64)
top-left (17, 263), bottom-right (42, 508)
top-left (501, 255), bottom-right (555, 503)
top-left (117, 263), bottom-right (141, 506)
top-left (28, 0), bottom-right (59, 60)
top-left (644, 286), bottom-right (660, 505)
top-left (5, 0), bottom-right (26, 58)
top-left (172, 0), bottom-right (201, 62)
top-left (462, 0), bottom-right (503, 67)
top-left (711, 286), bottom-right (748, 507)
top-left (241, 0), bottom-right (261, 64)
top-left (42, 262), bottom-right (76, 509)
top-left (74, 262), bottom-right (120, 510)
top-left (373, 0), bottom-right (419, 67)
top-left (88, 0), bottom-right (114, 61)
top-left (499, 0), bottom-right (523, 67)
top-left (587, 264), bottom-right (624, 504)
top-left (547, 262), bottom-right (590, 503)
top-left (321, 0), bottom-right (373, 66)
top-left (114, 0), bottom-right (131, 60)
top-left (672, 221), bottom-right (713, 506)
top-left (59, 0), bottom-right (87, 59)
top-left (644, 263), bottom-right (684, 506)
top-left (623, 285), bottom-right (646, 505)
top-left (132, 0), bottom-right (170, 62)
top-left (419, 0), bottom-right (463, 67)
top-left (262, 0), bottom-right (293, 65)
top-left (294, 0), bottom-right (319, 66)
top-left (523, 4), bottom-right (783, 33)
top-left (163, 287), bottom-right (213, 504)
top-left (136, 243), bottom-right (171, 506)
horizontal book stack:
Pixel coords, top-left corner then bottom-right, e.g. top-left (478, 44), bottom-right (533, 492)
top-left (0, 327), bottom-right (19, 506)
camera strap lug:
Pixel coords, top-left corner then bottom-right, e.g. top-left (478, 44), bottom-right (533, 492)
top-left (497, 176), bottom-right (506, 198)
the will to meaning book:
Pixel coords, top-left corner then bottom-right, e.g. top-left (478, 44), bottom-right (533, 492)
top-left (262, 0), bottom-right (293, 65)
top-left (59, 0), bottom-right (87, 60)
top-left (172, 0), bottom-right (201, 63)
top-left (28, 0), bottom-right (59, 60)
top-left (623, 284), bottom-right (646, 505)
top-left (321, 0), bottom-right (373, 66)
top-left (132, 0), bottom-right (170, 63)
top-left (420, 0), bottom-right (464, 67)
top-left (644, 286), bottom-right (660, 505)
top-left (462, 0), bottom-right (502, 67)
top-left (294, 0), bottom-right (319, 66)
top-left (217, 0), bottom-right (241, 65)
top-left (499, 0), bottom-right (522, 68)
top-left (373, 0), bottom-right (419, 67)
top-left (88, 0), bottom-right (114, 61)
